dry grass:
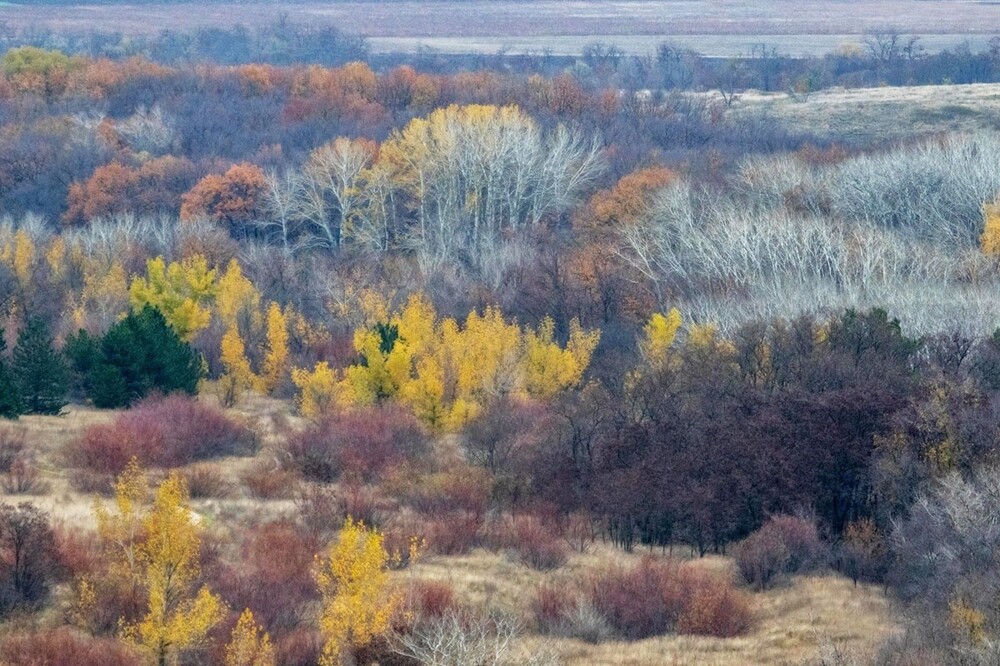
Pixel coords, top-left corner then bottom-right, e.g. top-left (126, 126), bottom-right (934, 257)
top-left (404, 544), bottom-right (898, 665)
top-left (726, 82), bottom-right (1000, 142)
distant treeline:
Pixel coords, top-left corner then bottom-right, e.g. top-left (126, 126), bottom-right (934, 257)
top-left (2, 19), bottom-right (1000, 91)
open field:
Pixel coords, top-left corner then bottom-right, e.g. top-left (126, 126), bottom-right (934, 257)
top-left (725, 81), bottom-right (1000, 141)
top-left (2, 1), bottom-right (1000, 55)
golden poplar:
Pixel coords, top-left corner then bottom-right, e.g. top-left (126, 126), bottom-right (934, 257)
top-left (260, 302), bottom-right (289, 394)
top-left (225, 609), bottom-right (275, 666)
top-left (315, 518), bottom-right (400, 665)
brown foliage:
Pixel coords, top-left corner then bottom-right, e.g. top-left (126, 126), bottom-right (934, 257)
top-left (283, 405), bottom-right (428, 484)
top-left (482, 514), bottom-right (568, 571)
top-left (70, 395), bottom-right (259, 486)
top-left (62, 156), bottom-right (198, 225)
top-left (212, 519), bottom-right (318, 636)
top-left (0, 628), bottom-right (142, 666)
top-left (180, 162), bottom-right (267, 229)
top-left (575, 165), bottom-right (678, 232)
top-left (240, 457), bottom-right (299, 499)
top-left (586, 558), bottom-right (753, 640)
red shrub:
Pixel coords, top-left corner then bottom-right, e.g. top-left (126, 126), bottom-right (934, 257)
top-left (764, 514), bottom-right (826, 572)
top-left (53, 525), bottom-right (102, 579)
top-left (211, 519), bottom-right (318, 635)
top-left (406, 580), bottom-right (455, 620)
top-left (70, 396), bottom-right (258, 484)
top-left (0, 628), bottom-right (141, 666)
top-left (241, 458), bottom-right (299, 499)
top-left (275, 628), bottom-right (323, 666)
top-left (181, 463), bottom-right (232, 498)
top-left (296, 484), bottom-right (395, 540)
top-left (586, 558), bottom-right (753, 640)
top-left (533, 584), bottom-right (576, 631)
top-left (587, 559), bottom-right (678, 639)
top-left (484, 514), bottom-right (568, 570)
top-left (382, 516), bottom-right (427, 570)
top-left (735, 515), bottom-right (827, 590)
top-left (391, 464), bottom-right (492, 516)
top-left (734, 527), bottom-right (789, 591)
top-left (283, 405), bottom-right (428, 483)
top-left (424, 512), bottom-right (482, 555)
top-left (675, 571), bottom-right (754, 637)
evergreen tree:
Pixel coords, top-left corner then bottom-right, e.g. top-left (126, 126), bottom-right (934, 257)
top-left (0, 329), bottom-right (22, 419)
top-left (12, 318), bottom-right (67, 415)
top-left (67, 306), bottom-right (203, 408)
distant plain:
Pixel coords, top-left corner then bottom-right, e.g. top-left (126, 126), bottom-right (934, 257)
top-left (3, 1), bottom-right (1000, 55)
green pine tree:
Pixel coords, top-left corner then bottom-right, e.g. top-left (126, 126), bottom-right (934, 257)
top-left (12, 318), bottom-right (68, 415)
top-left (72, 305), bottom-right (203, 409)
top-left (0, 329), bottom-right (22, 419)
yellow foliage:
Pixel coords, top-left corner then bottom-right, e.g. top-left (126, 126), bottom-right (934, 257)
top-left (225, 608), bottom-right (276, 666)
top-left (315, 518), bottom-right (401, 665)
top-left (981, 202), bottom-right (1000, 256)
top-left (296, 293), bottom-right (601, 429)
top-left (216, 258), bottom-right (262, 331)
top-left (220, 325), bottom-right (259, 406)
top-left (94, 457), bottom-right (148, 581)
top-left (641, 308), bottom-right (682, 365)
top-left (79, 259), bottom-right (129, 330)
top-left (291, 361), bottom-right (342, 417)
top-left (261, 302), bottom-right (289, 394)
top-left (949, 598), bottom-right (988, 647)
top-left (44, 236), bottom-right (66, 280)
top-left (130, 255), bottom-right (217, 339)
top-left (523, 317), bottom-right (600, 398)
top-left (12, 229), bottom-right (34, 285)
top-left (125, 472), bottom-right (224, 666)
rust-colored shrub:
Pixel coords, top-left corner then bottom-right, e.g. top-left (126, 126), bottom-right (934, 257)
top-left (53, 525), bottom-right (102, 579)
top-left (391, 464), bottom-right (492, 516)
top-left (406, 580), bottom-right (455, 620)
top-left (275, 627), bottom-right (323, 666)
top-left (283, 405), bottom-right (428, 483)
top-left (70, 396), bottom-right (259, 485)
top-left (240, 457), bottom-right (299, 499)
top-left (211, 519), bottom-right (318, 635)
top-left (484, 514), bottom-right (568, 570)
top-left (735, 514), bottom-right (827, 590)
top-left (424, 512), bottom-right (482, 555)
top-left (0, 628), bottom-right (142, 666)
top-left (181, 463), bottom-right (232, 498)
top-left (533, 584), bottom-right (575, 632)
top-left (586, 558), bottom-right (753, 640)
top-left (1, 456), bottom-right (48, 494)
top-left (675, 570), bottom-right (754, 637)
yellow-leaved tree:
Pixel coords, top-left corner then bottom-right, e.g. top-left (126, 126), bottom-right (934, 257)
top-left (225, 608), bottom-right (276, 666)
top-left (315, 518), bottom-right (401, 665)
top-left (215, 258), bottom-right (262, 331)
top-left (260, 302), bottom-right (289, 394)
top-left (522, 317), bottom-right (601, 398)
top-left (291, 361), bottom-right (340, 417)
top-left (97, 464), bottom-right (224, 666)
top-left (640, 308), bottom-right (682, 366)
top-left (94, 458), bottom-right (148, 582)
top-left (76, 258), bottom-right (130, 331)
top-left (219, 325), bottom-right (259, 407)
top-left (130, 255), bottom-right (217, 340)
top-left (291, 293), bottom-right (601, 429)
